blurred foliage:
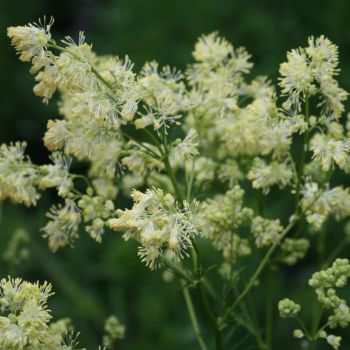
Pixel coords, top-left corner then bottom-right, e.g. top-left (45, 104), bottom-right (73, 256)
top-left (1, 0), bottom-right (350, 348)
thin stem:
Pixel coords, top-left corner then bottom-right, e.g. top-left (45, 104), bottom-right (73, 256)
top-left (296, 317), bottom-right (312, 339)
top-left (317, 227), bottom-right (326, 268)
top-left (181, 280), bottom-right (209, 350)
top-left (164, 156), bottom-right (185, 203)
top-left (235, 299), bottom-right (266, 349)
top-left (48, 42), bottom-right (114, 92)
top-left (310, 339), bottom-right (318, 350)
top-left (191, 240), bottom-right (224, 349)
top-left (295, 95), bottom-right (310, 213)
top-left (265, 267), bottom-right (273, 349)
top-left (311, 306), bottom-right (323, 340)
top-left (158, 115), bottom-right (223, 348)
top-left (186, 160), bottom-right (195, 202)
top-left (120, 131), bottom-right (160, 158)
top-left (323, 240), bottom-right (347, 268)
top-left (90, 65), bottom-right (114, 90)
top-left (197, 282), bottom-right (224, 350)
top-left (161, 255), bottom-right (193, 284)
top-left (220, 218), bottom-right (298, 326)
top-left (144, 128), bottom-right (164, 152)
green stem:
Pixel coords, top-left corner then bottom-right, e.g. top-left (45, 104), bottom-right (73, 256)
top-left (197, 282), bottom-right (224, 350)
top-left (311, 307), bottom-right (323, 341)
top-left (265, 267), bottom-right (273, 349)
top-left (144, 128), bottom-right (164, 151)
top-left (164, 156), bottom-right (184, 203)
top-left (317, 227), bottom-right (326, 268)
top-left (323, 240), bottom-right (347, 268)
top-left (295, 95), bottom-right (310, 213)
top-left (159, 118), bottom-right (223, 348)
top-left (220, 218), bottom-right (298, 325)
top-left (296, 317), bottom-right (312, 339)
top-left (48, 42), bottom-right (114, 92)
top-left (181, 280), bottom-right (209, 350)
top-left (192, 242), bottom-right (224, 350)
top-left (120, 131), bottom-right (160, 158)
top-left (235, 299), bottom-right (266, 349)
top-left (186, 160), bottom-right (195, 202)
top-left (310, 340), bottom-right (318, 350)
top-left (161, 255), bottom-right (193, 284)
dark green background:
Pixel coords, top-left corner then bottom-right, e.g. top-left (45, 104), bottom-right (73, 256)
top-left (1, 0), bottom-right (350, 349)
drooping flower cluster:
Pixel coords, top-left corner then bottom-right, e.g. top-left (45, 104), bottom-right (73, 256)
top-left (41, 199), bottom-right (81, 252)
top-left (39, 152), bottom-right (73, 197)
top-left (0, 142), bottom-right (40, 206)
top-left (108, 188), bottom-right (198, 269)
top-left (0, 277), bottom-right (77, 350)
top-left (7, 18), bottom-right (52, 73)
top-left (301, 182), bottom-right (350, 229)
top-left (310, 133), bottom-right (350, 172)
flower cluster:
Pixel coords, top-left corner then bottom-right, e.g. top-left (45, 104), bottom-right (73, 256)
top-left (279, 238), bottom-right (310, 265)
top-left (251, 216), bottom-right (283, 248)
top-left (247, 158), bottom-right (294, 194)
top-left (41, 199), bottom-right (81, 252)
top-left (278, 298), bottom-right (301, 318)
top-left (5, 17), bottom-right (350, 349)
top-left (2, 229), bottom-right (30, 266)
top-left (0, 277), bottom-right (76, 350)
top-left (78, 189), bottom-right (115, 243)
top-left (309, 259), bottom-right (350, 329)
top-left (201, 186), bottom-right (253, 263)
top-left (279, 35), bottom-right (348, 115)
top-left (39, 152), bottom-right (73, 197)
top-left (108, 188), bottom-right (198, 269)
top-left (301, 183), bottom-right (350, 229)
top-left (0, 142), bottom-right (40, 206)
top-left (102, 315), bottom-right (125, 349)
top-left (280, 259), bottom-right (350, 349)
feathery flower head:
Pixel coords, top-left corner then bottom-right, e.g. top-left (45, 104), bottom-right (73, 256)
top-left (39, 152), bottom-right (73, 197)
top-left (7, 18), bottom-right (53, 71)
top-left (41, 200), bottom-right (81, 252)
top-left (108, 188), bottom-right (198, 269)
top-left (0, 142), bottom-right (40, 206)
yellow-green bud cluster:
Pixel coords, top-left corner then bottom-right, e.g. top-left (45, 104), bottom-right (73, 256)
top-left (78, 190), bottom-right (115, 243)
top-left (102, 315), bottom-right (125, 349)
top-left (278, 298), bottom-right (301, 318)
top-left (280, 238), bottom-right (310, 266)
top-left (201, 186), bottom-right (253, 263)
top-left (309, 259), bottom-right (350, 329)
top-left (251, 216), bottom-right (283, 248)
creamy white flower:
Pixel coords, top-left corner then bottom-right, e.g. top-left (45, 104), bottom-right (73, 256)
top-left (248, 158), bottom-right (293, 193)
top-left (310, 133), bottom-right (350, 171)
